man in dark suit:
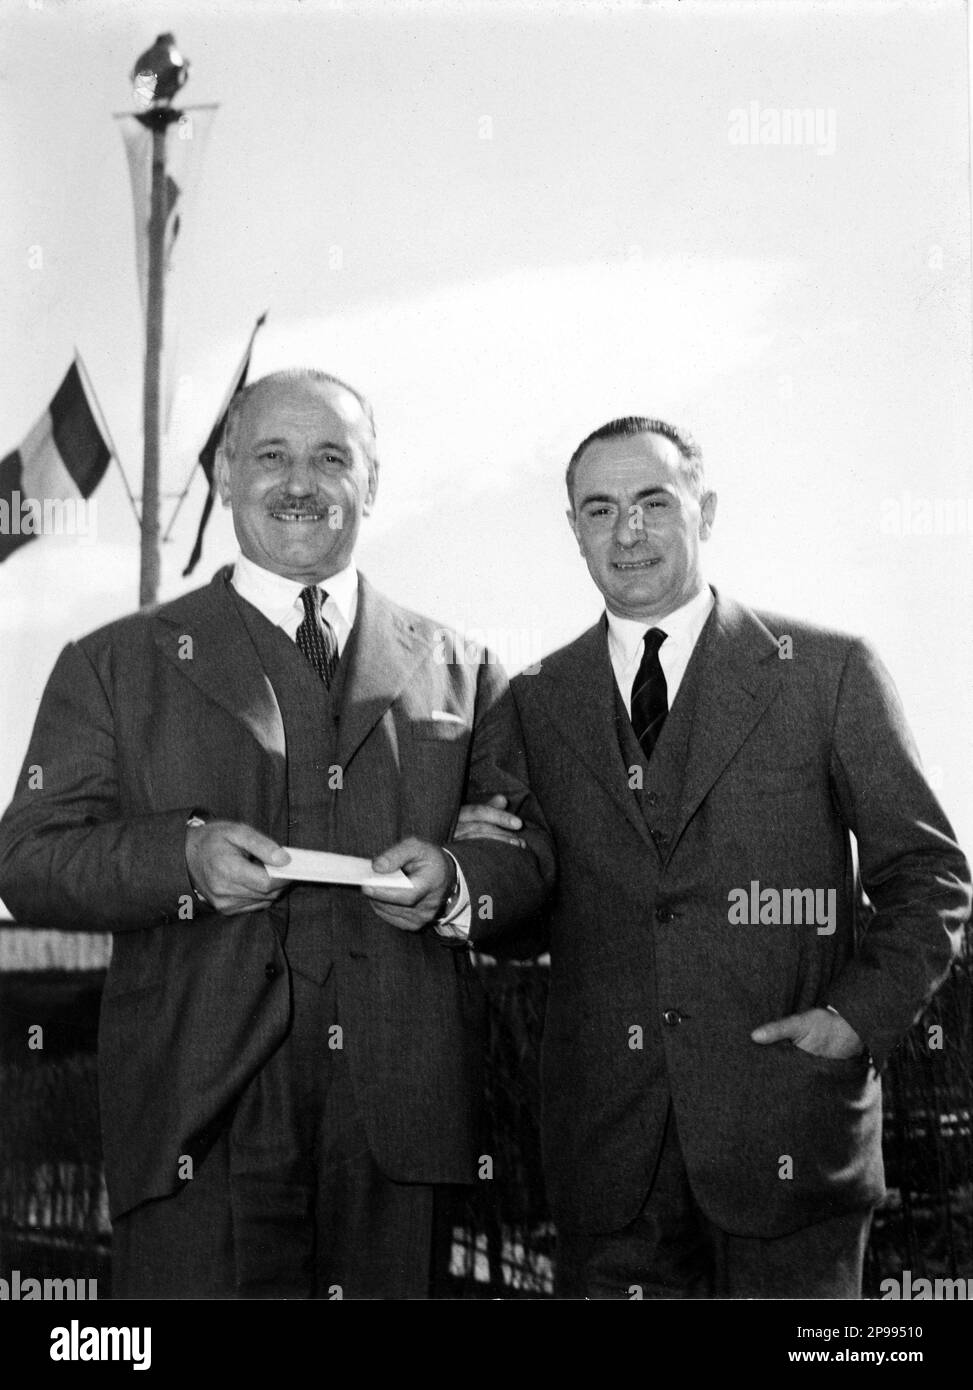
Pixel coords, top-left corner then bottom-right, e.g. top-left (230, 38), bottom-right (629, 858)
top-left (456, 416), bottom-right (970, 1298)
top-left (0, 368), bottom-right (554, 1300)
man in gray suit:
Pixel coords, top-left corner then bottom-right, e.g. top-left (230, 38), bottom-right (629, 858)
top-left (0, 369), bottom-right (554, 1299)
top-left (457, 416), bottom-right (970, 1298)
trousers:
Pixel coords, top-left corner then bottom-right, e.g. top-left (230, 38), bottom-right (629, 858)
top-left (111, 969), bottom-right (434, 1300)
top-left (556, 1105), bottom-right (872, 1299)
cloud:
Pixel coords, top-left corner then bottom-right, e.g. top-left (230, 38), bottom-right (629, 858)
top-left (236, 257), bottom-right (789, 525)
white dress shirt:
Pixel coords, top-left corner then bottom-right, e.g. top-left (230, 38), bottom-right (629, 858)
top-left (232, 551), bottom-right (358, 655)
top-left (606, 584), bottom-right (715, 717)
top-left (230, 553), bottom-right (470, 937)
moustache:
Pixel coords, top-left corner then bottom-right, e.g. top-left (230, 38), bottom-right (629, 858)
top-left (266, 498), bottom-right (328, 513)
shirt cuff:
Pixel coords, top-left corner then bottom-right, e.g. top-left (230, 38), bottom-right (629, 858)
top-left (433, 850), bottom-right (472, 940)
top-left (186, 812), bottom-right (210, 906)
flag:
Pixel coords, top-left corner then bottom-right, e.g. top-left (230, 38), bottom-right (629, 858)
top-left (183, 312), bottom-right (268, 576)
top-left (0, 360), bottom-right (111, 564)
top-left (115, 105), bottom-right (218, 431)
top-left (116, 107), bottom-right (217, 316)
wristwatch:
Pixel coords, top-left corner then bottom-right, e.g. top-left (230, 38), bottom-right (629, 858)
top-left (439, 859), bottom-right (462, 921)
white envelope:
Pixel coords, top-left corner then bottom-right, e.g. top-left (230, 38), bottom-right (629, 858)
top-left (266, 848), bottom-right (411, 890)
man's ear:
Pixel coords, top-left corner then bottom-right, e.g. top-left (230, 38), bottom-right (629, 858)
top-left (363, 460), bottom-right (380, 516)
top-left (699, 490), bottom-right (717, 540)
top-left (214, 447), bottom-right (232, 505)
top-left (566, 507), bottom-right (583, 552)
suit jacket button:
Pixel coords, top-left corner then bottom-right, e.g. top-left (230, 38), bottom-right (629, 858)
top-left (264, 962), bottom-right (279, 981)
top-left (647, 792), bottom-right (660, 807)
top-left (655, 906), bottom-right (674, 923)
top-left (662, 1009), bottom-right (683, 1027)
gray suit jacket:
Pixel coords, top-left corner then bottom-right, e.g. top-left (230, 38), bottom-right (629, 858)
top-left (0, 568), bottom-right (555, 1219)
top-left (511, 588), bottom-right (969, 1236)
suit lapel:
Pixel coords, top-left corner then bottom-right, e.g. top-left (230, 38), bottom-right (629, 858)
top-left (670, 590), bottom-right (783, 846)
top-left (152, 569), bottom-right (429, 771)
top-left (335, 576), bottom-right (431, 769)
top-left (151, 567), bottom-right (286, 761)
top-left (536, 619), bottom-right (655, 851)
top-left (535, 591), bottom-right (784, 858)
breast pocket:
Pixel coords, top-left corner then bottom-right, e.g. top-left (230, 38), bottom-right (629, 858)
top-left (411, 718), bottom-right (471, 743)
top-left (733, 756), bottom-right (820, 799)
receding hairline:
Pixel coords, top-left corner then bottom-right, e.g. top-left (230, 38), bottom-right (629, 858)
top-left (566, 417), bottom-right (704, 508)
top-left (222, 368), bottom-right (378, 466)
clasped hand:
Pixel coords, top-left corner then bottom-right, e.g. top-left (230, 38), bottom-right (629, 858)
top-left (185, 821), bottom-right (454, 932)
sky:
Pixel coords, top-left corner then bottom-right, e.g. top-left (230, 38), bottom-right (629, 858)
top-left (1, 0), bottom-right (972, 923)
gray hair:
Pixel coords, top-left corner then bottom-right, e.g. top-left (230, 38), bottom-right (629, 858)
top-left (222, 368), bottom-right (378, 473)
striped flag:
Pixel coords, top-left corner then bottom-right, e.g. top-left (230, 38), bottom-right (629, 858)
top-left (183, 311), bottom-right (267, 576)
top-left (0, 361), bottom-right (111, 564)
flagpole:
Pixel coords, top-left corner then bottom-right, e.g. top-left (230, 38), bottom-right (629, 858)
top-left (139, 114), bottom-right (174, 608)
top-left (125, 32), bottom-right (191, 608)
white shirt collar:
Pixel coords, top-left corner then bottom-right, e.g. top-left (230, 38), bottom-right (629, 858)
top-left (231, 552), bottom-right (359, 639)
top-left (606, 584), bottom-right (715, 672)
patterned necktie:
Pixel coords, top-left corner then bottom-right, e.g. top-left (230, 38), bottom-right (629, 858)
top-left (630, 627), bottom-right (668, 760)
top-left (295, 586), bottom-right (338, 688)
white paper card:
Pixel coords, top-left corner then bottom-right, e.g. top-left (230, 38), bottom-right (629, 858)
top-left (266, 848), bottom-right (411, 890)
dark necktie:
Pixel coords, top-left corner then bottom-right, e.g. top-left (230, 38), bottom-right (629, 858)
top-left (295, 585), bottom-right (338, 688)
top-left (630, 627), bottom-right (668, 760)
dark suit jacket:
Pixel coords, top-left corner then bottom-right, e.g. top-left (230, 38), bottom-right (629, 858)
top-left (511, 588), bottom-right (970, 1237)
top-left (0, 568), bottom-right (554, 1219)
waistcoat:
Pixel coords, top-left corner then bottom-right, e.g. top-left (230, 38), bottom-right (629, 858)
top-left (232, 589), bottom-right (349, 984)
